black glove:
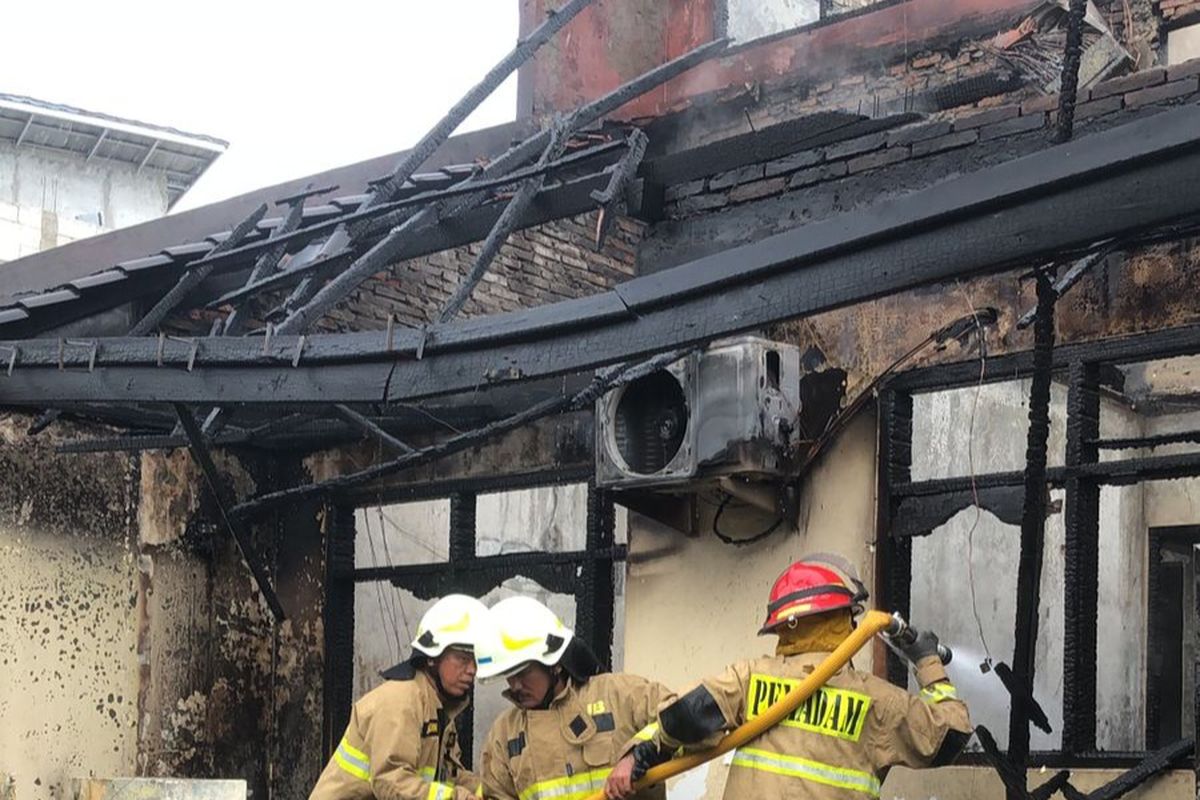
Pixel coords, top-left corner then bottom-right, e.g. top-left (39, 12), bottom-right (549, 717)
top-left (630, 741), bottom-right (671, 782)
top-left (896, 629), bottom-right (941, 664)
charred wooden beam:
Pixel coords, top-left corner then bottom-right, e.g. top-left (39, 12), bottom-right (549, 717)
top-left (576, 486), bottom-right (617, 671)
top-left (222, 190), bottom-right (318, 335)
top-left (339, 465), bottom-right (594, 509)
top-left (7, 104), bottom-right (1200, 406)
top-left (183, 141), bottom-right (625, 282)
top-left (354, 546), bottom-right (627, 590)
top-left (591, 129), bottom-right (648, 250)
top-left (1086, 739), bottom-right (1194, 800)
top-left (877, 389), bottom-right (915, 687)
top-left (359, 0), bottom-right (597, 212)
top-left (275, 39), bottom-right (729, 336)
top-left (130, 204), bottom-right (268, 335)
top-left (436, 119), bottom-right (574, 323)
top-left (333, 404), bottom-right (414, 455)
top-left (1095, 430), bottom-right (1200, 450)
top-left (894, 450), bottom-right (1200, 498)
top-left (174, 403), bottom-right (287, 621)
top-left (1007, 271), bottom-right (1057, 782)
top-left (1055, 0), bottom-right (1090, 143)
top-left (1063, 361), bottom-right (1101, 754)
top-left (323, 505), bottom-right (356, 757)
top-left (210, 169), bottom-right (615, 312)
top-left (269, 0), bottom-right (598, 320)
top-left (1016, 244), bottom-right (1116, 330)
top-left (975, 726), bottom-right (1036, 800)
top-left (229, 349), bottom-right (688, 518)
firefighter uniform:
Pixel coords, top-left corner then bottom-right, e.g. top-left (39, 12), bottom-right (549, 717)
top-left (651, 651), bottom-right (969, 799)
top-left (481, 672), bottom-right (672, 800)
top-left (310, 662), bottom-right (481, 800)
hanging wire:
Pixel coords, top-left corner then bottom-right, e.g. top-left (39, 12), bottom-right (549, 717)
top-left (954, 282), bottom-right (995, 670)
top-left (376, 506), bottom-right (415, 644)
top-left (361, 508), bottom-right (402, 664)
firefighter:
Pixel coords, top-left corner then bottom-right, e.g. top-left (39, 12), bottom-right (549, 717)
top-left (605, 556), bottom-right (972, 800)
top-left (310, 594), bottom-right (489, 800)
top-left (477, 596), bottom-right (673, 800)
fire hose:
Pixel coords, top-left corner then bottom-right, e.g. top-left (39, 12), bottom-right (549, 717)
top-left (580, 610), bottom-right (949, 800)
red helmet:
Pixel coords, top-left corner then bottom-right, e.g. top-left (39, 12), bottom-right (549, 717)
top-left (759, 556), bottom-right (868, 635)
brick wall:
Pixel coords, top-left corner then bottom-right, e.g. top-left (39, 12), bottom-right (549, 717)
top-left (663, 56), bottom-right (1200, 221)
top-left (316, 213), bottom-right (643, 332)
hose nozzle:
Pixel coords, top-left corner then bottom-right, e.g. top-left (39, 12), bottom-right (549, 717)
top-left (883, 613), bottom-right (953, 665)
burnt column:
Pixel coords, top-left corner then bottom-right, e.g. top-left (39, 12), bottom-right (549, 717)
top-left (323, 505), bottom-right (357, 757)
top-left (877, 389), bottom-right (915, 687)
top-left (448, 493), bottom-right (477, 767)
top-left (1007, 270), bottom-right (1057, 794)
top-left (577, 485), bottom-right (617, 671)
top-left (1062, 361), bottom-right (1101, 754)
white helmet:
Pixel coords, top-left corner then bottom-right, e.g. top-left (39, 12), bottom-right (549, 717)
top-left (411, 594), bottom-right (490, 658)
top-left (476, 596), bottom-right (573, 680)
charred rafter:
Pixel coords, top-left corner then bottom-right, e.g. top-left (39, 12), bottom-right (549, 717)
top-left (222, 185), bottom-right (331, 336)
top-left (130, 204), bottom-right (268, 336)
top-left (275, 38), bottom-right (729, 336)
top-left (332, 404), bottom-right (414, 455)
top-left (268, 0), bottom-right (600, 317)
top-left (590, 128), bottom-right (649, 251)
top-left (436, 117), bottom-right (576, 324)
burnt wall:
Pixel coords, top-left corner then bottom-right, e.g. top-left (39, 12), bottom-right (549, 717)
top-left (0, 413), bottom-right (140, 800)
top-left (136, 449), bottom-right (327, 800)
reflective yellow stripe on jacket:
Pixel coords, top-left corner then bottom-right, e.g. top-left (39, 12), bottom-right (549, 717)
top-left (334, 737), bottom-right (371, 781)
top-left (633, 722), bottom-right (659, 741)
top-left (920, 682), bottom-right (959, 705)
top-left (731, 747), bottom-right (882, 798)
top-left (427, 781), bottom-right (456, 800)
top-left (517, 768), bottom-right (611, 800)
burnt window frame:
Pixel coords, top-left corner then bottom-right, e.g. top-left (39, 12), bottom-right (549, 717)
top-left (715, 0), bottom-right (906, 52)
top-left (876, 324), bottom-right (1200, 771)
top-left (322, 467), bottom-right (624, 770)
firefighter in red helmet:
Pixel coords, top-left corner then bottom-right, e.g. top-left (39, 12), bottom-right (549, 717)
top-left (605, 555), bottom-right (971, 800)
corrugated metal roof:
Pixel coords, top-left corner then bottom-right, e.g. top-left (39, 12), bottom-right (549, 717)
top-left (0, 93), bottom-right (228, 208)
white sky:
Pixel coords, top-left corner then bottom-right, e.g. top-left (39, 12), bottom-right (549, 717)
top-left (2, 0), bottom-right (519, 211)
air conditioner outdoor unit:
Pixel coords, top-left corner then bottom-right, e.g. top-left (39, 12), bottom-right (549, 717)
top-left (595, 336), bottom-right (802, 489)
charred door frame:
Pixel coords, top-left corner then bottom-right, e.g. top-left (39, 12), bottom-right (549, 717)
top-left (1147, 525), bottom-right (1200, 750)
top-left (321, 467), bottom-right (624, 768)
top-left (878, 325), bottom-right (1200, 771)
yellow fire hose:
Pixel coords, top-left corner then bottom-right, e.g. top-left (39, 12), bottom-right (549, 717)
top-left (580, 609), bottom-right (895, 800)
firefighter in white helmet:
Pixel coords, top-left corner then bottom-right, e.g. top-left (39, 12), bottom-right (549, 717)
top-left (477, 596), bottom-right (673, 800)
top-left (310, 594), bottom-right (489, 800)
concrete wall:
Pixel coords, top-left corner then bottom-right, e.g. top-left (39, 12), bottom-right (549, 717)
top-left (0, 141), bottom-right (167, 264)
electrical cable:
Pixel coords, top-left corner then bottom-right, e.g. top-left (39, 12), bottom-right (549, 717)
top-left (711, 493), bottom-right (784, 547)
